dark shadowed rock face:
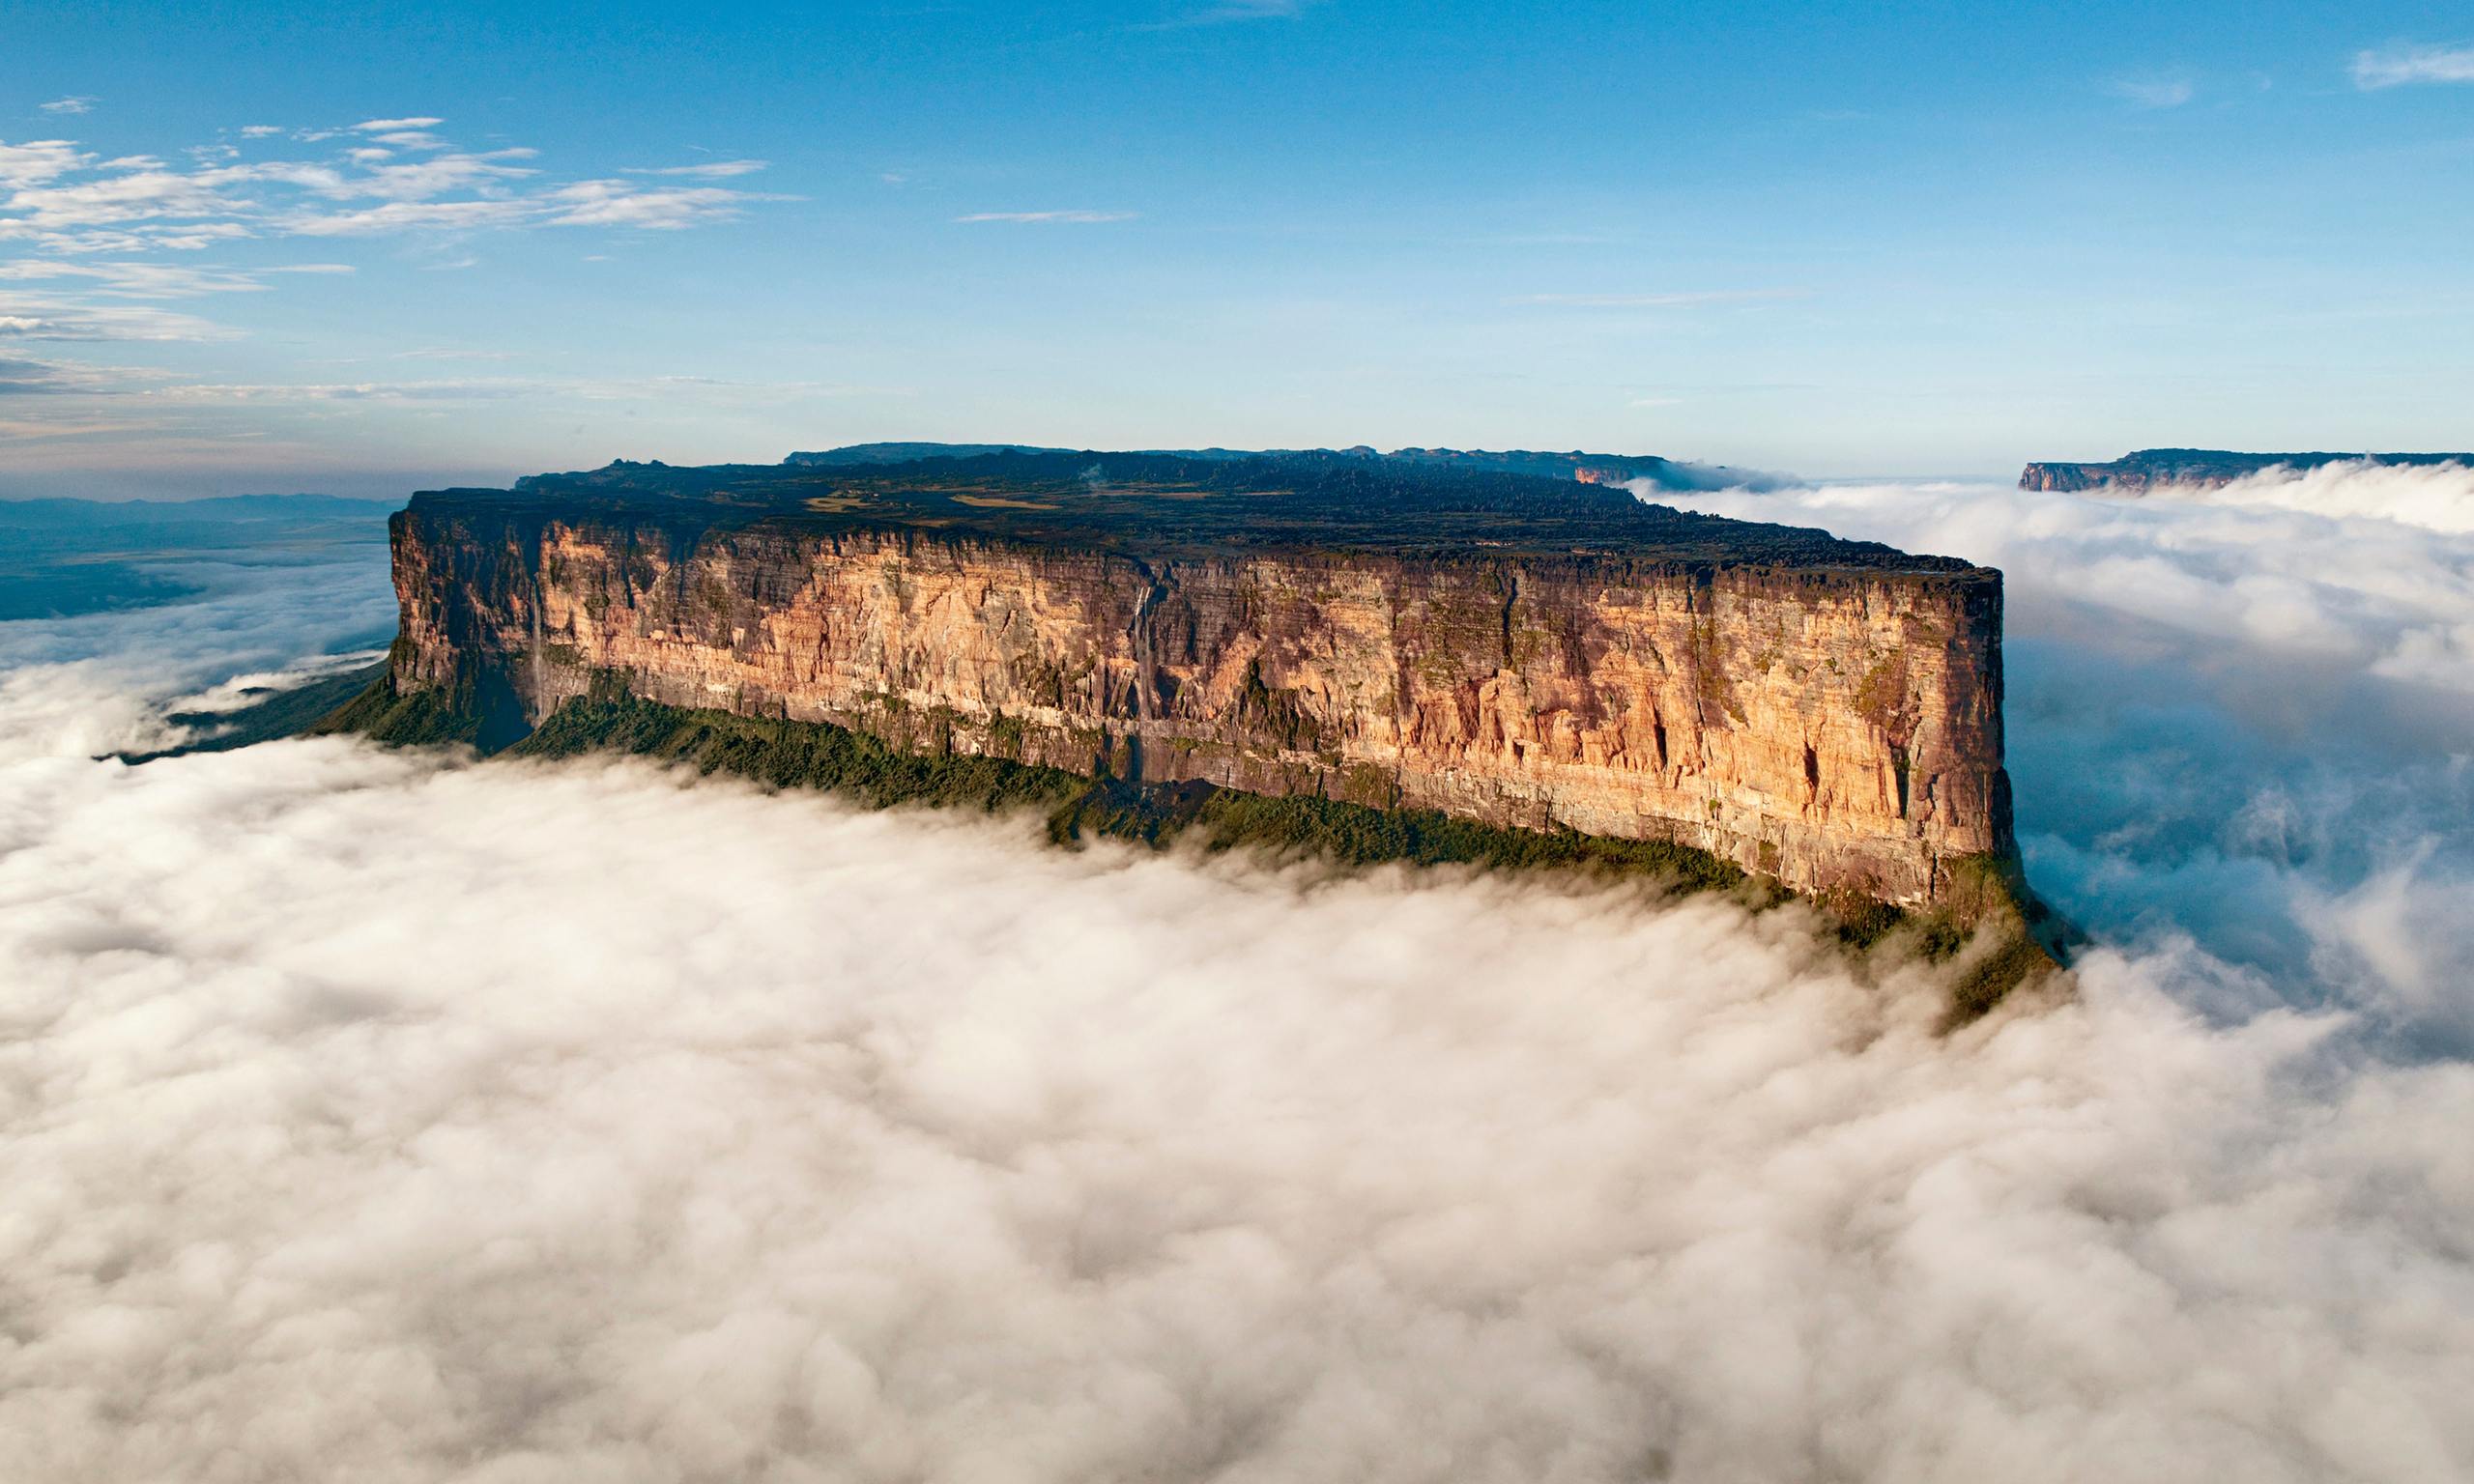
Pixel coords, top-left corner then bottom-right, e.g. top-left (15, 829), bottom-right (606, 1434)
top-left (2022, 448), bottom-right (2473, 493)
top-left (379, 450), bottom-right (2017, 905)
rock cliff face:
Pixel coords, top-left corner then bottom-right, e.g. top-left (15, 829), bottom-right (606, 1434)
top-left (2022, 448), bottom-right (2473, 492)
top-left (377, 453), bottom-right (2015, 906)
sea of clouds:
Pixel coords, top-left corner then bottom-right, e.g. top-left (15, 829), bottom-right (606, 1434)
top-left (3, 465), bottom-right (2471, 1482)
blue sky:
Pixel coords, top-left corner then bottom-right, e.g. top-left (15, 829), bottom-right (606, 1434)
top-left (4, 0), bottom-right (2471, 497)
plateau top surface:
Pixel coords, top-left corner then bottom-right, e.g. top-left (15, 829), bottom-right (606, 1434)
top-left (413, 449), bottom-right (1978, 574)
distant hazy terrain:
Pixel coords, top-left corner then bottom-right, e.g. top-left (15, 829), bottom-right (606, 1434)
top-left (780, 442), bottom-right (1782, 492)
top-left (0, 494), bottom-right (399, 621)
top-left (2020, 447), bottom-right (2474, 492)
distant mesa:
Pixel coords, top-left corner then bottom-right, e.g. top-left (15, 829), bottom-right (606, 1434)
top-left (2020, 448), bottom-right (2474, 493)
top-left (784, 442), bottom-right (1776, 493)
top-left (785, 442), bottom-right (1069, 466)
top-left (1376, 447), bottom-right (1777, 492)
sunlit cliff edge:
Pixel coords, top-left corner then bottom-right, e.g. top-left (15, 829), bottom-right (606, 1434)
top-left (321, 449), bottom-right (2034, 930)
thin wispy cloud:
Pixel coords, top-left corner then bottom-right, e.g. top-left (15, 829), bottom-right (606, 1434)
top-left (121, 371), bottom-right (890, 406)
top-left (2111, 73), bottom-right (2196, 108)
top-left (954, 209), bottom-right (1137, 224)
top-left (351, 116), bottom-right (446, 132)
top-left (625, 158), bottom-right (770, 179)
top-left (0, 295), bottom-right (231, 341)
top-left (147, 377), bottom-right (539, 402)
top-left (0, 260), bottom-right (273, 297)
top-left (538, 180), bottom-right (781, 229)
top-left (0, 352), bottom-right (153, 394)
top-left (39, 97), bottom-right (98, 116)
top-left (2352, 43), bottom-right (2474, 89)
top-left (274, 199), bottom-right (531, 237)
top-left (1508, 289), bottom-right (1806, 308)
top-left (1154, 0), bottom-right (1314, 24)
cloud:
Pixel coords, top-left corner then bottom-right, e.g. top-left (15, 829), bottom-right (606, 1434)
top-left (1152, 0), bottom-right (1316, 24)
top-left (336, 149), bottom-right (538, 202)
top-left (2165, 458), bottom-right (2474, 535)
top-left (0, 139), bottom-right (90, 187)
top-left (38, 97), bottom-right (97, 115)
top-left (6, 464), bottom-right (2474, 1479)
top-left (953, 210), bottom-right (1138, 223)
top-left (0, 352), bottom-right (147, 394)
top-left (2351, 43), bottom-right (2474, 89)
top-left (106, 371), bottom-right (877, 408)
top-left (394, 346), bottom-right (519, 361)
top-left (352, 115), bottom-right (446, 131)
top-left (0, 260), bottom-right (274, 297)
top-left (0, 293), bottom-right (231, 340)
top-left (1649, 467), bottom-right (2474, 1038)
top-left (2, 125), bottom-right (775, 253)
top-left (625, 158), bottom-right (770, 178)
top-left (238, 125), bottom-right (285, 138)
top-left (278, 198), bottom-right (546, 236)
top-left (1509, 289), bottom-right (1805, 308)
top-left (2, 654), bottom-right (2473, 1478)
top-left (539, 180), bottom-right (764, 230)
top-left (2111, 73), bottom-right (2196, 108)
top-left (3, 165), bottom-right (249, 229)
top-left (145, 377), bottom-right (542, 402)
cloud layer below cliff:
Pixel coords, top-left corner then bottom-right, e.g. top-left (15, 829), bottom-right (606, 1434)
top-left (1658, 469), bottom-right (2474, 1054)
top-left (2191, 458), bottom-right (2474, 534)
top-left (4, 478), bottom-right (2473, 1482)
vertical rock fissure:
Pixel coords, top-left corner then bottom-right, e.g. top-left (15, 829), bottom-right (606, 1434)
top-left (1125, 562), bottom-right (1167, 781)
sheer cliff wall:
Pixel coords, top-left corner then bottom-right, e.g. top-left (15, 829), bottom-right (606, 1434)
top-left (387, 505), bottom-right (2013, 905)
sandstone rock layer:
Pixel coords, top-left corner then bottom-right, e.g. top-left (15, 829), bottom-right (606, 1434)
top-left (388, 503), bottom-right (2012, 905)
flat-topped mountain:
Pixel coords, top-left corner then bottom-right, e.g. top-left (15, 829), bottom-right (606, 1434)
top-left (784, 442), bottom-right (1067, 466)
top-left (343, 447), bottom-right (2021, 912)
top-left (2021, 448), bottom-right (2473, 492)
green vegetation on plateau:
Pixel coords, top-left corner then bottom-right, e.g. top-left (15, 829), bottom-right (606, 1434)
top-left (469, 448), bottom-right (1978, 572)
